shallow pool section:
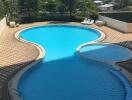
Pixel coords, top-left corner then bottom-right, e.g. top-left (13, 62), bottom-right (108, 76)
top-left (18, 25), bottom-right (132, 100)
top-left (79, 43), bottom-right (132, 63)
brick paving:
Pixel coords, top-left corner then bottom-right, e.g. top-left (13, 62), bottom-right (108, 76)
top-left (0, 21), bottom-right (132, 100)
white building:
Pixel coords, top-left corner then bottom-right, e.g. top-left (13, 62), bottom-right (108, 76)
top-left (99, 4), bottom-right (114, 12)
top-left (94, 0), bottom-right (103, 6)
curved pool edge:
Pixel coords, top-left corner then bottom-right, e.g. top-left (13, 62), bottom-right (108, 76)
top-left (110, 69), bottom-right (132, 100)
top-left (77, 43), bottom-right (132, 64)
top-left (77, 42), bottom-right (132, 78)
top-left (76, 29), bottom-right (106, 65)
top-left (8, 28), bottom-right (46, 100)
top-left (8, 24), bottom-right (105, 100)
top-left (77, 42), bottom-right (132, 100)
top-left (76, 28), bottom-right (105, 53)
top-left (15, 28), bottom-right (45, 60)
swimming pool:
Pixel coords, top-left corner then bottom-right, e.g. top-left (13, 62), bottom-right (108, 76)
top-left (79, 43), bottom-right (132, 63)
top-left (17, 25), bottom-right (132, 100)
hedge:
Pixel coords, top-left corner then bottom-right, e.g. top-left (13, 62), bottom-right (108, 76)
top-left (19, 15), bottom-right (84, 23)
top-left (99, 12), bottom-right (132, 23)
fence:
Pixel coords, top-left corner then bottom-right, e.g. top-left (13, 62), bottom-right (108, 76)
top-left (0, 17), bottom-right (7, 36)
top-left (99, 12), bottom-right (132, 23)
top-left (99, 12), bottom-right (132, 33)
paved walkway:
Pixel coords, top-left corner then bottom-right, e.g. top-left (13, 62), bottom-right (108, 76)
top-left (90, 25), bottom-right (132, 43)
top-left (0, 22), bottom-right (132, 100)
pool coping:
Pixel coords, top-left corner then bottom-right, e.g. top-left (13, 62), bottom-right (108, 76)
top-left (77, 42), bottom-right (132, 65)
top-left (77, 42), bottom-right (132, 100)
top-left (110, 69), bottom-right (132, 100)
top-left (8, 27), bottom-right (45, 100)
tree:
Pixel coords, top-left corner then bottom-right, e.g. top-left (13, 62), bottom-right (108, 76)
top-left (0, 0), bottom-right (98, 22)
top-left (0, 1), bottom-right (5, 19)
top-left (115, 0), bottom-right (129, 9)
top-left (78, 0), bottom-right (97, 18)
top-left (45, 0), bottom-right (57, 12)
top-left (1, 0), bottom-right (19, 22)
top-left (58, 0), bottom-right (79, 17)
top-left (18, 0), bottom-right (39, 17)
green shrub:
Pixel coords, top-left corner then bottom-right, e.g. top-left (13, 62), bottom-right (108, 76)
top-left (20, 15), bottom-right (84, 24)
top-left (89, 10), bottom-right (98, 20)
top-left (0, 3), bottom-right (5, 20)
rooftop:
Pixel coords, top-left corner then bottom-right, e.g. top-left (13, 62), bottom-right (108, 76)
top-left (100, 4), bottom-right (114, 7)
top-left (94, 0), bottom-right (103, 4)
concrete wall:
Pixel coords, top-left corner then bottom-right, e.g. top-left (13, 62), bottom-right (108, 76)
top-left (99, 6), bottom-right (113, 12)
top-left (99, 15), bottom-right (132, 33)
top-left (0, 17), bottom-right (7, 36)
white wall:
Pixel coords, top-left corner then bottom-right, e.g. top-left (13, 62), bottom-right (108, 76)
top-left (99, 15), bottom-right (132, 33)
top-left (99, 6), bottom-right (113, 12)
top-left (0, 17), bottom-right (7, 36)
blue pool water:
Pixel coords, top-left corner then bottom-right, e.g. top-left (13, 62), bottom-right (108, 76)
top-left (18, 25), bottom-right (131, 100)
top-left (80, 43), bottom-right (132, 63)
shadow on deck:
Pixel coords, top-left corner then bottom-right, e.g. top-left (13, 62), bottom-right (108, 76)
top-left (116, 41), bottom-right (132, 74)
top-left (0, 60), bottom-right (35, 100)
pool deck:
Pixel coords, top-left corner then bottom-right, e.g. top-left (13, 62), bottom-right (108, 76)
top-left (0, 21), bottom-right (132, 100)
